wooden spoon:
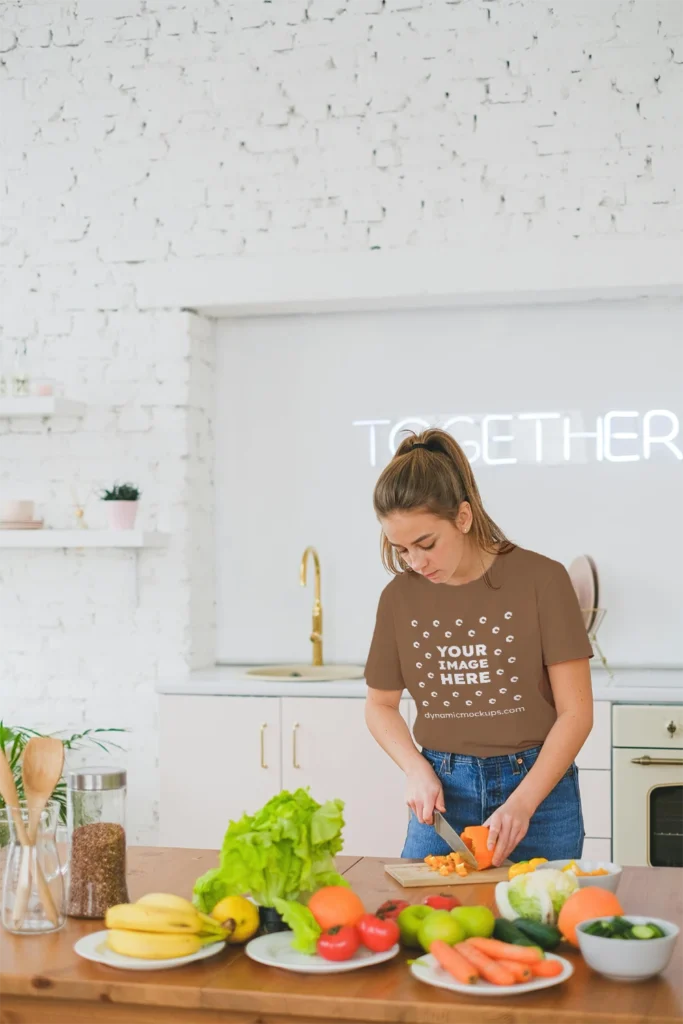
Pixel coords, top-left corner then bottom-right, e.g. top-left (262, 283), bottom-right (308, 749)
top-left (23, 737), bottom-right (65, 842)
top-left (0, 748), bottom-right (36, 927)
top-left (13, 738), bottom-right (63, 928)
top-left (0, 748), bottom-right (30, 844)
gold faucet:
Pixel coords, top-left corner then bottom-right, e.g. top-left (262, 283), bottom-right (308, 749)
top-left (300, 546), bottom-right (323, 667)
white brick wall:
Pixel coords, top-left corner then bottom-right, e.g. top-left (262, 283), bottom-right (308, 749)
top-left (0, 310), bottom-right (214, 845)
top-left (0, 0), bottom-right (681, 844)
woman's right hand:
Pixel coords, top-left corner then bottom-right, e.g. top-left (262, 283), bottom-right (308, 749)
top-left (406, 760), bottom-right (446, 825)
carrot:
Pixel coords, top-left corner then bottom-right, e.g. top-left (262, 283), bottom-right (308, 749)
top-left (457, 941), bottom-right (516, 986)
top-left (467, 936), bottom-right (543, 963)
top-left (495, 959), bottom-right (532, 983)
top-left (530, 958), bottom-right (563, 978)
top-left (430, 940), bottom-right (478, 985)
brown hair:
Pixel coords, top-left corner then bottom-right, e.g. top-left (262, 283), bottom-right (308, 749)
top-left (373, 427), bottom-right (515, 581)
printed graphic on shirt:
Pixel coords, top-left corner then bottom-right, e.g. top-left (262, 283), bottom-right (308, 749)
top-left (364, 546), bottom-right (594, 757)
top-left (409, 611), bottom-right (524, 718)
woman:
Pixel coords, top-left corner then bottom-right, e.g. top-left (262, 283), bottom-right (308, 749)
top-left (364, 428), bottom-right (593, 867)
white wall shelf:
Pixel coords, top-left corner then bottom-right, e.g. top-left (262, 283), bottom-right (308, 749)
top-left (0, 397), bottom-right (85, 418)
top-left (0, 530), bottom-right (168, 549)
top-left (134, 239), bottom-right (683, 317)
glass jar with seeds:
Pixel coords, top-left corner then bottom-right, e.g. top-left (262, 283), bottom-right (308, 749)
top-left (66, 767), bottom-right (129, 919)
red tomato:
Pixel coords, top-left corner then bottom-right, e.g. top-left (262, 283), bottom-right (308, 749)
top-left (317, 925), bottom-right (361, 962)
top-left (375, 899), bottom-right (410, 921)
top-left (357, 914), bottom-right (401, 953)
top-left (422, 894), bottom-right (462, 911)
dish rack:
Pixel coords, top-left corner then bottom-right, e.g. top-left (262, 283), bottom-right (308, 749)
top-left (581, 608), bottom-right (613, 680)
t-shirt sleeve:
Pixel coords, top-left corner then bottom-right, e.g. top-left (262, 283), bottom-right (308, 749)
top-left (365, 584), bottom-right (405, 692)
top-left (539, 563), bottom-right (594, 666)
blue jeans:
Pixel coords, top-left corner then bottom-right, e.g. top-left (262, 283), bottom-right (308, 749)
top-left (402, 745), bottom-right (584, 861)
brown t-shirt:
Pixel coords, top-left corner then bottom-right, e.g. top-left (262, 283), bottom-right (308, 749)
top-left (365, 546), bottom-right (593, 758)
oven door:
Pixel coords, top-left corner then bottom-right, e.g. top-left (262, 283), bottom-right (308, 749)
top-left (613, 749), bottom-right (683, 867)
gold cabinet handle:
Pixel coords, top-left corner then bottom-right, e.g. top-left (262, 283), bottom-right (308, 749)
top-left (260, 723), bottom-right (268, 770)
top-left (293, 722), bottom-right (301, 769)
top-left (631, 755), bottom-right (683, 766)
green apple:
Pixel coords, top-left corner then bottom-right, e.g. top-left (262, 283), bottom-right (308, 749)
top-left (417, 909), bottom-right (466, 952)
top-left (397, 905), bottom-right (434, 948)
top-left (450, 905), bottom-right (496, 939)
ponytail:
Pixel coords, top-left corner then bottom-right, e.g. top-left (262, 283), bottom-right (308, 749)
top-left (373, 428), bottom-right (514, 578)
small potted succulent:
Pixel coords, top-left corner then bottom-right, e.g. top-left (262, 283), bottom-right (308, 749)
top-left (101, 482), bottom-right (141, 531)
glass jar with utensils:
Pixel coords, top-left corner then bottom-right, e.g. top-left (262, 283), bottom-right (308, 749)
top-left (1, 800), bottom-right (67, 934)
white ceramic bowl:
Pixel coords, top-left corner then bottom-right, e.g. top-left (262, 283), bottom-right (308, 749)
top-left (577, 916), bottom-right (679, 982)
top-left (538, 860), bottom-right (622, 893)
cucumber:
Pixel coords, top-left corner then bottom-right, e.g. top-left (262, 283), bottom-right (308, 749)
top-left (512, 918), bottom-right (563, 951)
top-left (610, 916), bottom-right (634, 936)
top-left (582, 921), bottom-right (612, 938)
top-left (581, 918), bottom-right (665, 942)
top-left (493, 919), bottom-right (542, 948)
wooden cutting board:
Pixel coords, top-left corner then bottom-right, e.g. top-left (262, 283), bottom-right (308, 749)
top-left (384, 861), bottom-right (510, 888)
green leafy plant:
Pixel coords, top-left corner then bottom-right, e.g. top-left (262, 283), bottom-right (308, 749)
top-left (100, 482), bottom-right (140, 501)
top-left (0, 723), bottom-right (127, 826)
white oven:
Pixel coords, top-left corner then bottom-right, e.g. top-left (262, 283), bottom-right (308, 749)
top-left (613, 704), bottom-right (683, 867)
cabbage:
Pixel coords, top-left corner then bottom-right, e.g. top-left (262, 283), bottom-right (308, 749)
top-left (495, 869), bottom-right (578, 924)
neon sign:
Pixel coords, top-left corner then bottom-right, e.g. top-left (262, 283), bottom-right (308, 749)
top-left (352, 411), bottom-right (682, 467)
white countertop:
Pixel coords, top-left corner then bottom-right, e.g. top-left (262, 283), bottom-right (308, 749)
top-left (158, 665), bottom-right (683, 704)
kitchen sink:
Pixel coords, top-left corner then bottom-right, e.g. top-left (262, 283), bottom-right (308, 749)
top-left (246, 664), bottom-right (365, 682)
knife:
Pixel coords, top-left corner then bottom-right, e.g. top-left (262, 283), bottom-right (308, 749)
top-left (433, 811), bottom-right (479, 869)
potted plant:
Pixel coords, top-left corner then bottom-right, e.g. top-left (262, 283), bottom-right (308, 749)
top-left (100, 482), bottom-right (141, 531)
top-left (0, 723), bottom-right (126, 845)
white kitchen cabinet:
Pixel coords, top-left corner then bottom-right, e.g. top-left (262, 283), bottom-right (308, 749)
top-left (576, 701), bottom-right (611, 770)
top-left (582, 837), bottom-right (612, 861)
top-left (281, 698), bottom-right (412, 859)
top-left (159, 695), bottom-right (281, 850)
top-left (579, 769), bottom-right (611, 838)
top-left (575, 701), bottom-right (612, 857)
top-left (158, 692), bottom-right (615, 860)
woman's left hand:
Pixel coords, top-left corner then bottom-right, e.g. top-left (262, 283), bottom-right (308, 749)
top-left (483, 795), bottom-right (534, 867)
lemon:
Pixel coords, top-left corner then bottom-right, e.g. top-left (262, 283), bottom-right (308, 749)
top-left (211, 896), bottom-right (260, 944)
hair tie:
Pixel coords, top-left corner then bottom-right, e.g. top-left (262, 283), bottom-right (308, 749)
top-left (411, 442), bottom-right (431, 451)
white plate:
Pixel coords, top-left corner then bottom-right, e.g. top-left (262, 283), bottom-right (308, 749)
top-left (245, 931), bottom-right (400, 974)
top-left (568, 555), bottom-right (597, 631)
top-left (74, 930), bottom-right (226, 971)
top-left (411, 950), bottom-right (573, 996)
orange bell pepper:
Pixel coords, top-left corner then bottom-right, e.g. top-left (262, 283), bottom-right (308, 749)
top-left (460, 825), bottom-right (494, 870)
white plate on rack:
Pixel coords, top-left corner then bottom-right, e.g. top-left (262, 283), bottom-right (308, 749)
top-left (245, 931), bottom-right (399, 974)
top-left (568, 555), bottom-right (598, 631)
top-left (74, 930), bottom-right (226, 971)
top-left (411, 951), bottom-right (573, 996)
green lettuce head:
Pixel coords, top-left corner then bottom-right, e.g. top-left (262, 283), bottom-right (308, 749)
top-left (193, 788), bottom-right (347, 912)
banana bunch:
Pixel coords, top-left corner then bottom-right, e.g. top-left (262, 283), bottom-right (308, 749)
top-left (105, 893), bottom-right (229, 960)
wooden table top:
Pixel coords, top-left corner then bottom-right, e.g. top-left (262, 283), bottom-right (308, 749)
top-left (1, 847), bottom-right (681, 1024)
